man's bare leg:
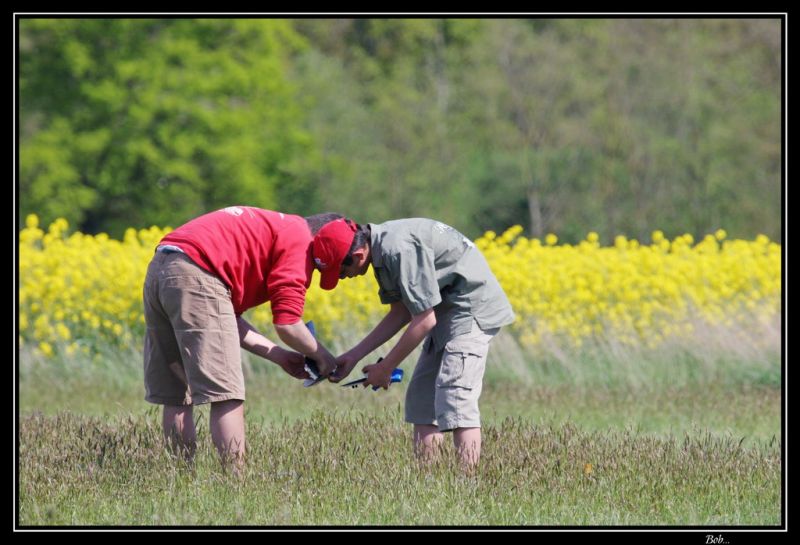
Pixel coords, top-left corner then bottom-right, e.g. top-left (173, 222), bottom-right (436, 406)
top-left (413, 424), bottom-right (444, 465)
top-left (454, 427), bottom-right (481, 472)
top-left (162, 405), bottom-right (197, 461)
top-left (210, 399), bottom-right (245, 471)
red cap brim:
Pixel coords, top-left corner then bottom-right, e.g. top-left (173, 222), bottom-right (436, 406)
top-left (319, 267), bottom-right (340, 290)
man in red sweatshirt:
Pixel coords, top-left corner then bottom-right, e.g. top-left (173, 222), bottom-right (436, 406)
top-left (142, 206), bottom-right (338, 468)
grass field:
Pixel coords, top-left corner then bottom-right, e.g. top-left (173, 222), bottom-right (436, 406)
top-left (17, 332), bottom-right (783, 528)
top-left (16, 220), bottom-right (784, 528)
top-left (18, 408), bottom-right (780, 526)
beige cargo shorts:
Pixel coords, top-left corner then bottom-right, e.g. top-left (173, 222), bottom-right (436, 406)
top-left (404, 319), bottom-right (498, 431)
top-left (142, 249), bottom-right (244, 406)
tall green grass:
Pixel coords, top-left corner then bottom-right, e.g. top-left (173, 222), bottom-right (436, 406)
top-left (486, 315), bottom-right (781, 389)
top-left (18, 409), bottom-right (780, 526)
top-left (19, 340), bottom-right (781, 440)
top-left (17, 321), bottom-right (782, 527)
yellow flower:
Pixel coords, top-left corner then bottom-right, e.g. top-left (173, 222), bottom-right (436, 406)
top-left (56, 323), bottom-right (71, 341)
top-left (17, 218), bottom-right (780, 359)
top-left (38, 342), bottom-right (53, 357)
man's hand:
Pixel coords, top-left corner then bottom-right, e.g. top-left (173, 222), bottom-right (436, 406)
top-left (271, 347), bottom-right (310, 380)
top-left (314, 352), bottom-right (337, 377)
top-left (274, 320), bottom-right (337, 377)
top-left (362, 360), bottom-right (394, 390)
top-left (328, 352), bottom-right (360, 383)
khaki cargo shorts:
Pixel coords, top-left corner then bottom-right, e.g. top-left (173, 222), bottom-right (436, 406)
top-left (142, 250), bottom-right (244, 406)
top-left (404, 320), bottom-right (498, 431)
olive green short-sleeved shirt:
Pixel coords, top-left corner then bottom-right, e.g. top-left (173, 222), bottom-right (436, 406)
top-left (369, 219), bottom-right (516, 349)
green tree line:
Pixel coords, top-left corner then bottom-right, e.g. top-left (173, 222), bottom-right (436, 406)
top-left (18, 18), bottom-right (782, 243)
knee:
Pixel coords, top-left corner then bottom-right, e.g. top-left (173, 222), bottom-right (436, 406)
top-left (414, 424), bottom-right (443, 443)
top-left (210, 399), bottom-right (244, 415)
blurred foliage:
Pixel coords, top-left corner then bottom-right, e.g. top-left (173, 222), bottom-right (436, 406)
top-left (20, 19), bottom-right (309, 235)
top-left (19, 18), bottom-right (782, 242)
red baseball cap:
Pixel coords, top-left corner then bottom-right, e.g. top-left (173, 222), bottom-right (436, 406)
top-left (313, 218), bottom-right (357, 290)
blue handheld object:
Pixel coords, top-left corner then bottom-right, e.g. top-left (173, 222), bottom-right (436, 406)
top-left (341, 358), bottom-right (404, 390)
top-left (304, 321), bottom-right (316, 368)
top-left (373, 367), bottom-right (405, 391)
top-left (303, 321), bottom-right (326, 387)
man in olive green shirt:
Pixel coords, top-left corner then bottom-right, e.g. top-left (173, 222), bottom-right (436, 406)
top-left (312, 217), bottom-right (515, 470)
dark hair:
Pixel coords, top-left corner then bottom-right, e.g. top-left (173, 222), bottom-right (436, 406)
top-left (304, 212), bottom-right (344, 235)
top-left (343, 223), bottom-right (371, 266)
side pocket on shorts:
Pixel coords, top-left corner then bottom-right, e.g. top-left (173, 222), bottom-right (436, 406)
top-left (215, 283), bottom-right (235, 317)
top-left (160, 277), bottom-right (212, 330)
top-left (436, 339), bottom-right (489, 389)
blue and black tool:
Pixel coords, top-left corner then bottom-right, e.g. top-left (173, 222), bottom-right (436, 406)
top-left (302, 321), bottom-right (326, 387)
top-left (341, 358), bottom-right (404, 391)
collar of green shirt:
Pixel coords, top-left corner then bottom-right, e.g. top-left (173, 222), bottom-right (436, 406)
top-left (367, 222), bottom-right (385, 267)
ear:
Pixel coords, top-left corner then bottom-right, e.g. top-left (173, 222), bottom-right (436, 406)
top-left (352, 245), bottom-right (369, 266)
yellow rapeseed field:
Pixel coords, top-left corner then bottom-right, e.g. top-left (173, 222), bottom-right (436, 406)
top-left (18, 215), bottom-right (781, 359)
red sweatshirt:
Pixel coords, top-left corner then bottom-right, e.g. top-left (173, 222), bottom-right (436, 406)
top-left (159, 206), bottom-right (314, 324)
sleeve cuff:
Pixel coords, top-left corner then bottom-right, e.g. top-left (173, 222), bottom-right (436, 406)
top-left (403, 292), bottom-right (442, 315)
